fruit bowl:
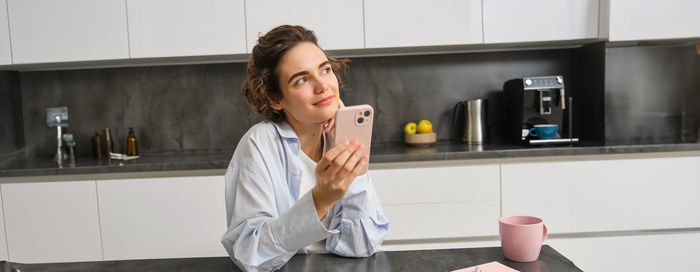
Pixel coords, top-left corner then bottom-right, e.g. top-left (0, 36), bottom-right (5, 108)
top-left (405, 133), bottom-right (437, 147)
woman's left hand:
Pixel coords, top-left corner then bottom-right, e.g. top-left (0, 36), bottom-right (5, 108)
top-left (322, 98), bottom-right (344, 134)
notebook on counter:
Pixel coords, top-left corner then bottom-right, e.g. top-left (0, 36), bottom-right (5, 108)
top-left (451, 261), bottom-right (519, 272)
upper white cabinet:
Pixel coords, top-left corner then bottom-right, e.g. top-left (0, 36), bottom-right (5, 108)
top-left (501, 156), bottom-right (700, 234)
top-left (0, 0), bottom-right (11, 65)
top-left (126, 0), bottom-right (246, 58)
top-left (97, 176), bottom-right (228, 260)
top-left (245, 0), bottom-right (364, 51)
top-left (606, 0), bottom-right (700, 41)
top-left (483, 0), bottom-right (598, 43)
top-left (1, 181), bottom-right (103, 263)
top-left (7, 0), bottom-right (129, 64)
top-left (364, 0), bottom-right (482, 48)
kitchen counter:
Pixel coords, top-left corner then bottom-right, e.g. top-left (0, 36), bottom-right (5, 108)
top-left (0, 245), bottom-right (581, 272)
top-left (2, 141), bottom-right (700, 178)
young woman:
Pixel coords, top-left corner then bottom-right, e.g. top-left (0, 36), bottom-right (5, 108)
top-left (221, 25), bottom-right (389, 272)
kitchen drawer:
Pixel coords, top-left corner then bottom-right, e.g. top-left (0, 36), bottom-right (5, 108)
top-left (569, 232), bottom-right (700, 271)
top-left (97, 176), bottom-right (227, 260)
top-left (1, 181), bottom-right (103, 263)
top-left (370, 164), bottom-right (500, 205)
top-left (382, 201), bottom-right (500, 240)
top-left (0, 186), bottom-right (7, 261)
top-left (502, 156), bottom-right (700, 233)
top-left (371, 164), bottom-right (501, 241)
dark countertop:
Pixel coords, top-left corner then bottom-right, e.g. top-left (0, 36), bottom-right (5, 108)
top-left (0, 245), bottom-right (581, 272)
top-left (2, 141), bottom-right (700, 178)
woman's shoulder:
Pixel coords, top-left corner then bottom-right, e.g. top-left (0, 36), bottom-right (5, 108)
top-left (239, 121), bottom-right (280, 145)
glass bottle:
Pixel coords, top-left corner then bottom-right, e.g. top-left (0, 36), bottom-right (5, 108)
top-left (127, 127), bottom-right (139, 156)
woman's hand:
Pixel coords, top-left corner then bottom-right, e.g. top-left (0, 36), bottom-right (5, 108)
top-left (322, 98), bottom-right (345, 134)
top-left (311, 140), bottom-right (368, 219)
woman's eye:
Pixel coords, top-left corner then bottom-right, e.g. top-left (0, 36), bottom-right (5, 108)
top-left (322, 67), bottom-right (331, 74)
top-left (295, 77), bottom-right (308, 85)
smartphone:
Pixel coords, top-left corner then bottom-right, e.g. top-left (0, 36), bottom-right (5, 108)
top-left (332, 104), bottom-right (374, 173)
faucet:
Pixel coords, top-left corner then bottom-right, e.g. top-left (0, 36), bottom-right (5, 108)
top-left (55, 115), bottom-right (64, 168)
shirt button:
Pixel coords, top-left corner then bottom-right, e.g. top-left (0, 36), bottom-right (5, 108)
top-left (341, 235), bottom-right (347, 240)
top-left (292, 143), bottom-right (299, 148)
top-left (294, 170), bottom-right (300, 176)
top-left (343, 207), bottom-right (349, 212)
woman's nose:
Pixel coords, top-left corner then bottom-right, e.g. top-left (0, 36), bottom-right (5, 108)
top-left (314, 79), bottom-right (328, 94)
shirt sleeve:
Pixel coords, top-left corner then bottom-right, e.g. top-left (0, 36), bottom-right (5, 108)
top-left (325, 172), bottom-right (390, 257)
top-left (221, 138), bottom-right (335, 272)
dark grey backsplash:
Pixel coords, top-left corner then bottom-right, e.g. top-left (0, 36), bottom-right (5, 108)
top-left (19, 63), bottom-right (254, 159)
top-left (0, 71), bottom-right (23, 160)
top-left (16, 49), bottom-right (573, 158)
top-left (340, 50), bottom-right (573, 145)
top-left (3, 44), bottom-right (698, 160)
top-left (604, 44), bottom-right (700, 144)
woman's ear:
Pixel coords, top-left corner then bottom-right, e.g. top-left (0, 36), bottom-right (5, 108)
top-left (270, 100), bottom-right (283, 111)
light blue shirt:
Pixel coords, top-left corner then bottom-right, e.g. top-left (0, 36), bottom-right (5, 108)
top-left (221, 120), bottom-right (389, 272)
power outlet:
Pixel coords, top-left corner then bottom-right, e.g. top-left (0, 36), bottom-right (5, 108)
top-left (46, 107), bottom-right (69, 127)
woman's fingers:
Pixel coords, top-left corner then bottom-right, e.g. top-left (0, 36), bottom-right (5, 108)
top-left (323, 97), bottom-right (345, 134)
top-left (317, 140), bottom-right (349, 171)
top-left (326, 142), bottom-right (360, 175)
top-left (349, 155), bottom-right (369, 181)
top-left (337, 144), bottom-right (365, 176)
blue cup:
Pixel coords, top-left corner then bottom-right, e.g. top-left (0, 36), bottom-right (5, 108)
top-left (529, 124), bottom-right (558, 139)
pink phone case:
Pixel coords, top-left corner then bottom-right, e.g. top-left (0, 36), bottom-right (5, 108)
top-left (332, 104), bottom-right (374, 169)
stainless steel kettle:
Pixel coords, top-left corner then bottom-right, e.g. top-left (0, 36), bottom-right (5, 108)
top-left (452, 99), bottom-right (488, 144)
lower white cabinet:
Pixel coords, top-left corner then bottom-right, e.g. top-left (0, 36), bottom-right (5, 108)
top-left (557, 232), bottom-right (700, 271)
top-left (97, 176), bottom-right (228, 260)
top-left (0, 187), bottom-right (8, 261)
top-left (1, 181), bottom-right (103, 263)
top-left (370, 164), bottom-right (500, 246)
top-left (501, 156), bottom-right (700, 234)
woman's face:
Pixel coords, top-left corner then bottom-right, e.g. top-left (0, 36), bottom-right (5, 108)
top-left (271, 42), bottom-right (340, 126)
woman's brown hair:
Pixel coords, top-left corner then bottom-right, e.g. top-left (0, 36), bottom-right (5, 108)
top-left (242, 25), bottom-right (348, 122)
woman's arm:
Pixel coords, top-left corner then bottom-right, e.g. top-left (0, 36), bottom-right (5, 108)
top-left (325, 173), bottom-right (389, 257)
top-left (221, 137), bottom-right (334, 271)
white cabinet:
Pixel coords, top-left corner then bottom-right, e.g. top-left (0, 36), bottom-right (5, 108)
top-left (364, 0), bottom-right (482, 48)
top-left (245, 0), bottom-right (364, 51)
top-left (126, 0), bottom-right (246, 58)
top-left (501, 156), bottom-right (700, 234)
top-left (7, 0), bottom-right (129, 64)
top-left (482, 0), bottom-right (598, 43)
top-left (97, 176), bottom-right (227, 260)
top-left (606, 0), bottom-right (700, 41)
top-left (0, 186), bottom-right (7, 261)
top-left (370, 164), bottom-right (500, 244)
top-left (568, 232), bottom-right (700, 271)
top-left (1, 181), bottom-right (103, 263)
top-left (0, 0), bottom-right (11, 65)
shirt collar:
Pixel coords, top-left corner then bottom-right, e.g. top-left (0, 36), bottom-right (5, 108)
top-left (272, 120), bottom-right (299, 140)
top-left (272, 120), bottom-right (329, 151)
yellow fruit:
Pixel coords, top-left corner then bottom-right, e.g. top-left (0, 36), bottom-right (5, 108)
top-left (417, 120), bottom-right (433, 134)
top-left (404, 122), bottom-right (417, 135)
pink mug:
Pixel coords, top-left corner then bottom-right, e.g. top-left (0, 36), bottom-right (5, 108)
top-left (499, 215), bottom-right (548, 262)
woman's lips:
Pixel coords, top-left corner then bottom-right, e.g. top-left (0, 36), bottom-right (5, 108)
top-left (313, 96), bottom-right (334, 106)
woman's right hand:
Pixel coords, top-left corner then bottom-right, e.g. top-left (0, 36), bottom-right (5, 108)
top-left (312, 140), bottom-right (369, 219)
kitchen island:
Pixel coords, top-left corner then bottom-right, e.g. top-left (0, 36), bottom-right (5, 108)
top-left (0, 245), bottom-right (581, 272)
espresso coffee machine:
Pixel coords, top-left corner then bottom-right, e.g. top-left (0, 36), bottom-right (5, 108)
top-left (502, 75), bottom-right (578, 145)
